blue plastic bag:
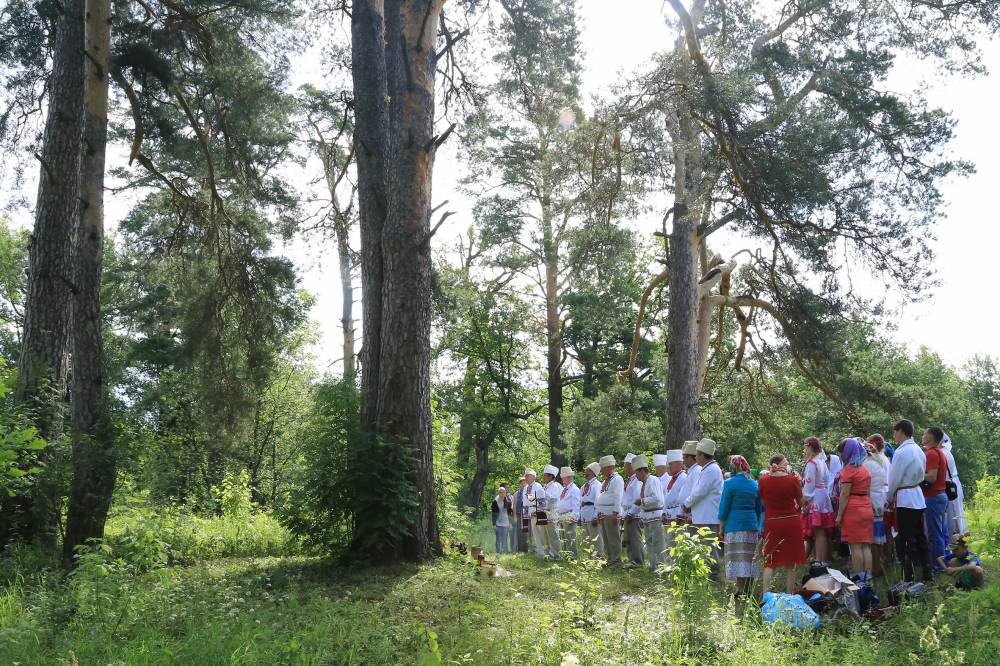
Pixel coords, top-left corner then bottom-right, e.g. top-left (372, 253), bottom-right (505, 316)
top-left (761, 592), bottom-right (821, 630)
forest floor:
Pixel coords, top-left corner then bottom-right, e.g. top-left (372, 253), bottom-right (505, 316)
top-left (1, 538), bottom-right (998, 665)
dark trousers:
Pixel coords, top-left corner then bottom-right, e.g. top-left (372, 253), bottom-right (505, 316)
top-left (896, 507), bottom-right (933, 582)
top-left (514, 515), bottom-right (530, 553)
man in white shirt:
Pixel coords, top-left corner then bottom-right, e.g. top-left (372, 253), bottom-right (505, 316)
top-left (540, 464), bottom-right (562, 560)
top-left (683, 438), bottom-right (724, 577)
top-left (677, 440), bottom-right (702, 524)
top-left (886, 419), bottom-right (933, 582)
top-left (555, 466), bottom-right (581, 559)
top-left (621, 453), bottom-right (644, 565)
top-left (634, 455), bottom-right (666, 571)
top-left (522, 468), bottom-right (546, 559)
top-left (661, 449), bottom-right (687, 553)
top-left (580, 462), bottom-right (604, 558)
top-left (513, 476), bottom-right (531, 553)
top-left (596, 455), bottom-right (624, 566)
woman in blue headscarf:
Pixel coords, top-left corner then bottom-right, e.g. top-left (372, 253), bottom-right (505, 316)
top-left (835, 438), bottom-right (875, 579)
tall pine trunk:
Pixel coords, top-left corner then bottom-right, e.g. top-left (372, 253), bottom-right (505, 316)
top-left (4, 0), bottom-right (86, 547)
top-left (351, 0), bottom-right (443, 562)
top-left (540, 151), bottom-right (565, 467)
top-left (352, 0), bottom-right (389, 435)
top-left (664, 89), bottom-right (702, 450)
top-left (63, 0), bottom-right (114, 565)
top-left (381, 0), bottom-right (443, 562)
top-left (337, 230), bottom-right (356, 380)
top-left (544, 242), bottom-right (565, 467)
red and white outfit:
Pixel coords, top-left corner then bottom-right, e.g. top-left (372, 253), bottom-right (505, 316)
top-left (801, 453), bottom-right (835, 537)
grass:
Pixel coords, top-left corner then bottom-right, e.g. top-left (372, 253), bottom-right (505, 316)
top-left (1, 546), bottom-right (997, 665)
top-left (0, 504), bottom-right (998, 664)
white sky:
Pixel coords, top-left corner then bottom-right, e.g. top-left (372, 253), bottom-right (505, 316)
top-left (4, 1), bottom-right (999, 374)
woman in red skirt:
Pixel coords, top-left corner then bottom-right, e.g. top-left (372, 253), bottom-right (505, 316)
top-left (835, 438), bottom-right (874, 579)
top-left (758, 454), bottom-right (807, 592)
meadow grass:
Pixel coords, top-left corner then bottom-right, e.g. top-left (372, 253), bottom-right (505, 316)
top-left (0, 511), bottom-right (997, 664)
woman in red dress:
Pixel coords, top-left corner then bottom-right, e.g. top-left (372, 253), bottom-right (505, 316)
top-left (758, 454), bottom-right (808, 592)
top-left (835, 438), bottom-right (874, 578)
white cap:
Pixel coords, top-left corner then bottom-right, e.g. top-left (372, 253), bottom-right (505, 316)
top-left (586, 462), bottom-right (601, 477)
top-left (543, 464), bottom-right (559, 477)
top-left (696, 438), bottom-right (717, 456)
top-left (624, 453), bottom-right (635, 464)
top-left (524, 468), bottom-right (537, 477)
top-left (665, 450), bottom-right (683, 464)
top-left (599, 455), bottom-right (616, 467)
top-left (632, 454), bottom-right (649, 470)
top-left (560, 466), bottom-right (575, 478)
top-left (652, 454), bottom-right (668, 467)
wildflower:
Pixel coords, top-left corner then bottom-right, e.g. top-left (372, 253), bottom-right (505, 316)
top-left (560, 654), bottom-right (581, 666)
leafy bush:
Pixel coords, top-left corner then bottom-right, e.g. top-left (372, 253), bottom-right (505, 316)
top-left (0, 367), bottom-right (46, 496)
top-left (278, 378), bottom-right (418, 561)
top-left (104, 502), bottom-right (298, 564)
top-left (968, 474), bottom-right (1000, 558)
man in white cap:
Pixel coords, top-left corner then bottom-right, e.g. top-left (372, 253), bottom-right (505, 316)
top-left (555, 466), bottom-right (581, 559)
top-left (661, 449), bottom-right (687, 553)
top-left (523, 468), bottom-right (546, 558)
top-left (580, 462), bottom-right (604, 558)
top-left (682, 438), bottom-right (724, 577)
top-left (539, 465), bottom-right (562, 559)
top-left (633, 455), bottom-right (666, 571)
top-left (676, 440), bottom-right (702, 524)
top-left (620, 453), bottom-right (644, 565)
top-left (596, 455), bottom-right (624, 565)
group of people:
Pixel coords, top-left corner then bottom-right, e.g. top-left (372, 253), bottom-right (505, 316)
top-left (490, 419), bottom-right (981, 593)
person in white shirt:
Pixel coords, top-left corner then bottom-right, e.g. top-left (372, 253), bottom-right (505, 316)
top-left (596, 455), bottom-right (624, 566)
top-left (683, 438), bottom-right (724, 577)
top-left (677, 440), bottom-right (701, 524)
top-left (660, 449), bottom-right (687, 553)
top-left (580, 462), bottom-right (604, 558)
top-left (941, 433), bottom-right (967, 536)
top-left (886, 419), bottom-right (932, 583)
top-left (555, 466), bottom-right (581, 559)
top-left (863, 435), bottom-right (890, 577)
top-left (522, 468), bottom-right (546, 559)
top-left (633, 455), bottom-right (666, 571)
top-left (801, 437), bottom-right (834, 564)
top-left (621, 453), bottom-right (644, 565)
top-left (540, 464), bottom-right (562, 560)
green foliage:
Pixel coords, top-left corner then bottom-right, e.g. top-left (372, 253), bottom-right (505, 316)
top-left (279, 378), bottom-right (418, 560)
top-left (564, 384), bottom-right (662, 466)
top-left (0, 366), bottom-right (46, 496)
top-left (0, 218), bottom-right (27, 362)
top-left (968, 475), bottom-right (1000, 559)
top-left (662, 524), bottom-right (717, 639)
top-left (103, 499), bottom-right (297, 564)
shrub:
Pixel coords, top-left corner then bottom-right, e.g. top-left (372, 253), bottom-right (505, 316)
top-left (968, 475), bottom-right (1000, 558)
top-left (278, 379), bottom-right (418, 561)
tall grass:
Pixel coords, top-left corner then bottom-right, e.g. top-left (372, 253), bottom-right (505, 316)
top-left (0, 489), bottom-right (998, 664)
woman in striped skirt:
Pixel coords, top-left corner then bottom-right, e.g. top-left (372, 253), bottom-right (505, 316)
top-left (718, 455), bottom-right (763, 597)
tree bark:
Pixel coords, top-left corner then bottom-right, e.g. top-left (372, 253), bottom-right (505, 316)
top-left (351, 0), bottom-right (443, 563)
top-left (540, 147), bottom-right (566, 467)
top-left (63, 0), bottom-right (114, 566)
top-left (337, 229), bottom-right (356, 380)
top-left (664, 80), bottom-right (702, 449)
top-left (544, 239), bottom-right (565, 467)
top-left (351, 0), bottom-right (389, 433)
top-left (379, 0), bottom-right (444, 562)
top-left (4, 0), bottom-right (86, 546)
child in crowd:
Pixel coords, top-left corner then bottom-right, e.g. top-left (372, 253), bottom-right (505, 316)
top-left (937, 536), bottom-right (984, 590)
